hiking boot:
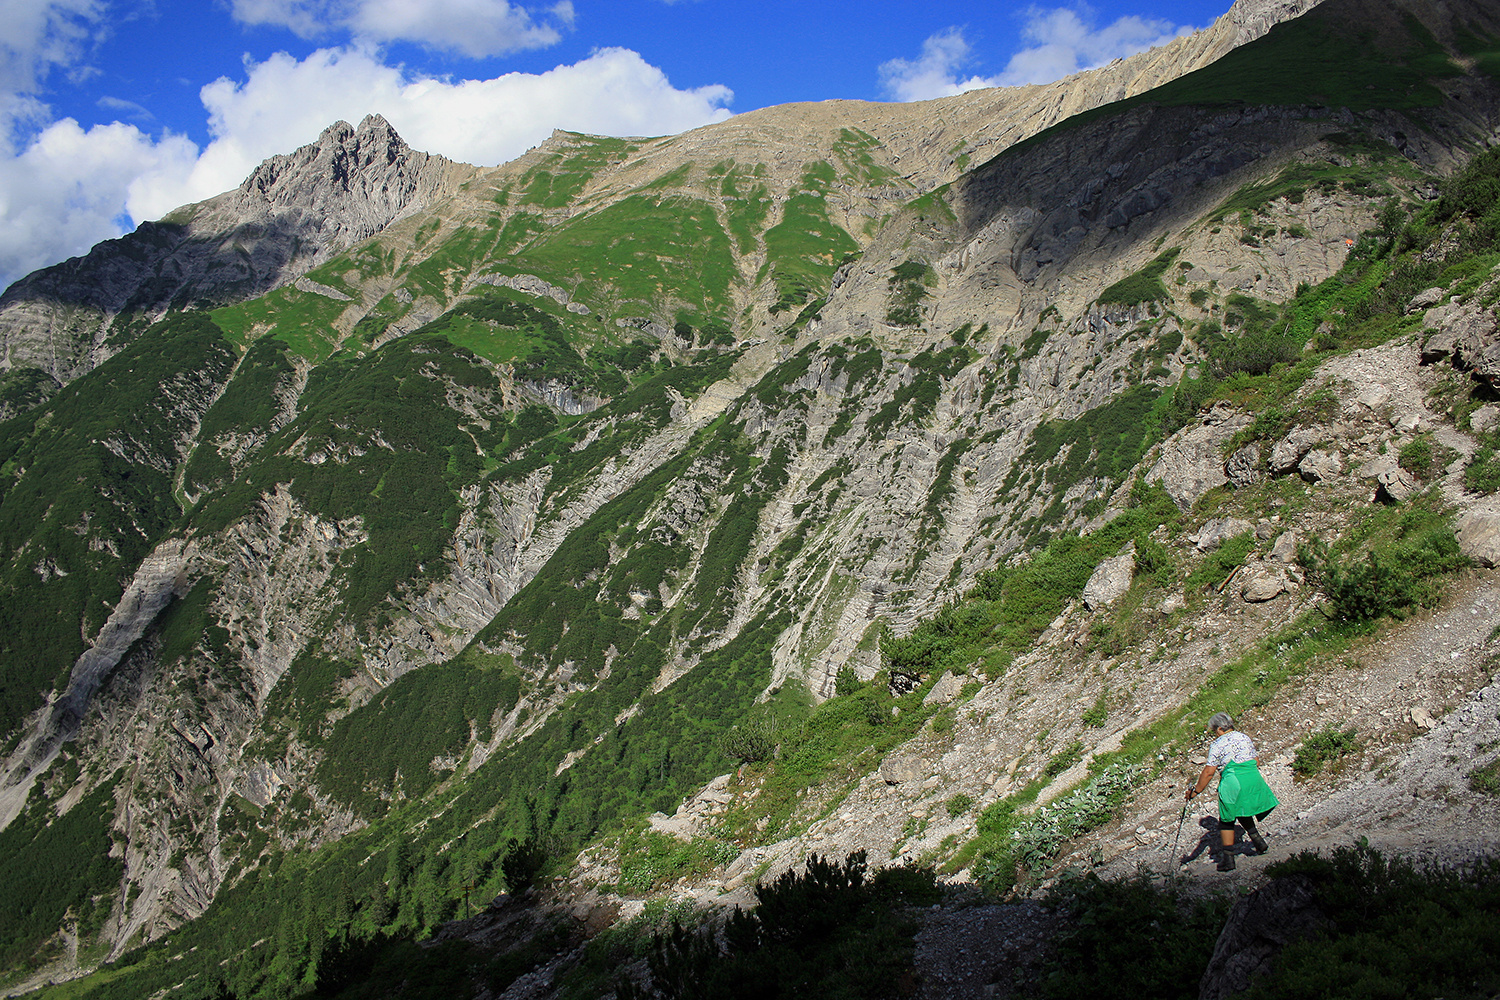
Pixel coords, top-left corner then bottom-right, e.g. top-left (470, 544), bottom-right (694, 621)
top-left (1217, 854), bottom-right (1237, 872)
top-left (1249, 833), bottom-right (1269, 856)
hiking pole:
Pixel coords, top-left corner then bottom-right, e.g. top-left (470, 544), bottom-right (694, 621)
top-left (1168, 801), bottom-right (1189, 865)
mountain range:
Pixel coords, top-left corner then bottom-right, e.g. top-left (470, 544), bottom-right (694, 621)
top-left (2, 0), bottom-right (1500, 996)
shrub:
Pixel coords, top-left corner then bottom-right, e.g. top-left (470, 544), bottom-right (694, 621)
top-left (1097, 248), bottom-right (1181, 306)
top-left (501, 834), bottom-right (549, 894)
top-left (974, 764), bottom-right (1141, 893)
top-left (1292, 726), bottom-right (1360, 777)
top-left (1043, 740), bottom-right (1085, 779)
top-left (1247, 845), bottom-right (1500, 1000)
top-left (1397, 434), bottom-right (1457, 479)
top-left (945, 793), bottom-right (975, 818)
top-left (1081, 691), bottom-right (1109, 728)
top-left (1212, 328), bottom-right (1301, 377)
top-left (616, 831), bottom-right (738, 895)
top-left (834, 666), bottom-right (861, 697)
top-left (718, 710), bottom-right (782, 765)
top-left (628, 851), bottom-right (933, 999)
top-left (1040, 870), bottom-right (1231, 1000)
top-left (1470, 756), bottom-right (1500, 795)
top-left (1465, 439), bottom-right (1500, 493)
top-left (1298, 527), bottom-right (1468, 623)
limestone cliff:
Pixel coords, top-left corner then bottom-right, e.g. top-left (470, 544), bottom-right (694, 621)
top-left (3, 0), bottom-right (1500, 993)
top-left (0, 115), bottom-right (475, 393)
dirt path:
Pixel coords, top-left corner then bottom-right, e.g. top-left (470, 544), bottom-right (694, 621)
top-left (912, 570), bottom-right (1500, 1000)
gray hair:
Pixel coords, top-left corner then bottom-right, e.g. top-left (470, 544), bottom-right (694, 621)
top-left (1208, 712), bottom-right (1235, 731)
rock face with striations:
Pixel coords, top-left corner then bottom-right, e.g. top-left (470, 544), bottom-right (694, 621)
top-left (230, 114), bottom-right (460, 261)
top-left (0, 115), bottom-right (474, 388)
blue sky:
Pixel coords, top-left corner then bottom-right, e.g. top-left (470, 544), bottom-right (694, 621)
top-left (0, 0), bottom-right (1230, 288)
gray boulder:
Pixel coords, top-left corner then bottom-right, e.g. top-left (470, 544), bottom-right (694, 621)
top-left (1082, 546), bottom-right (1136, 611)
top-left (880, 756), bottom-right (922, 785)
top-left (1269, 532), bottom-right (1298, 564)
top-left (1407, 286), bottom-right (1446, 312)
top-left (1298, 448), bottom-right (1344, 483)
top-left (1420, 299), bottom-right (1499, 368)
top-left (1269, 427), bottom-right (1321, 474)
top-left (922, 670), bottom-right (965, 706)
top-left (1456, 511), bottom-right (1500, 568)
top-left (1148, 408), bottom-right (1252, 508)
top-left (1225, 444), bottom-right (1263, 488)
top-left (1240, 562), bottom-right (1288, 603)
top-left (1200, 876), bottom-right (1333, 1000)
top-left (1191, 518), bottom-right (1253, 552)
top-left (1375, 467), bottom-right (1420, 503)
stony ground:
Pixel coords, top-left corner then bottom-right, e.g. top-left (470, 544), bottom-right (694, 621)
top-left (476, 332), bottom-right (1500, 1000)
top-left (482, 566), bottom-right (1499, 1000)
top-left (905, 570), bottom-right (1500, 1000)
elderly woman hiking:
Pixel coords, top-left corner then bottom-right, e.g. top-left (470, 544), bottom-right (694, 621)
top-left (1185, 712), bottom-right (1279, 871)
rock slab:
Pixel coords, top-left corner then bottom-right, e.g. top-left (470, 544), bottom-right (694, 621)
top-left (1082, 546), bottom-right (1136, 611)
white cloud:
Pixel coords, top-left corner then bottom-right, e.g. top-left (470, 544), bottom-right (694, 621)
top-left (0, 44), bottom-right (733, 287)
top-left (228, 0), bottom-right (573, 57)
top-left (880, 5), bottom-right (1195, 102)
top-left (0, 117), bottom-right (197, 286)
top-left (0, 0), bottom-right (106, 135)
top-left (878, 29), bottom-right (993, 104)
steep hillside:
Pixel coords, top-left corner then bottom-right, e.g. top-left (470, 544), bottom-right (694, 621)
top-left (0, 115), bottom-right (475, 406)
top-left (0, 0), bottom-right (1313, 411)
top-left (1, 0), bottom-right (1500, 996)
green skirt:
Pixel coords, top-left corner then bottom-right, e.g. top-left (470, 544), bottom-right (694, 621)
top-left (1218, 759), bottom-right (1279, 822)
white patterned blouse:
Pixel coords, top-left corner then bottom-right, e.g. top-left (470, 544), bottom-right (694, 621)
top-left (1206, 730), bottom-right (1258, 769)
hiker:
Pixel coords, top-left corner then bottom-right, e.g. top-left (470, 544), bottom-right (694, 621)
top-left (1185, 712), bottom-right (1278, 872)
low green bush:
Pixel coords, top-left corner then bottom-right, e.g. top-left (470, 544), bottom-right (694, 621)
top-left (1465, 434), bottom-right (1500, 493)
top-left (1081, 691), bottom-right (1109, 728)
top-left (615, 831), bottom-right (737, 895)
top-left (945, 793), bottom-right (974, 818)
top-left (1398, 434), bottom-right (1458, 480)
top-left (972, 763), bottom-right (1140, 893)
top-left (623, 851), bottom-right (933, 999)
top-left (1292, 726), bottom-right (1360, 777)
top-left (1469, 756), bottom-right (1500, 795)
top-left (717, 709), bottom-right (783, 765)
top-left (1040, 870), bottom-right (1230, 1000)
top-left (1246, 845), bottom-right (1500, 1000)
top-left (1298, 526), bottom-right (1468, 622)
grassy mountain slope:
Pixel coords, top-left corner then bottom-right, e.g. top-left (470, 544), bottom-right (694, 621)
top-left (2, 0), bottom-right (1500, 996)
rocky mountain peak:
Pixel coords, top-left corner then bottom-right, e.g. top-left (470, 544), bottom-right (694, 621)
top-left (1219, 0), bottom-right (1327, 44)
top-left (239, 113), bottom-right (413, 207)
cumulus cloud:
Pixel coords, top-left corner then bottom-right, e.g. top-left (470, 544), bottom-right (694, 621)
top-left (0, 44), bottom-right (733, 287)
top-left (880, 4), bottom-right (1195, 102)
top-left (877, 29), bottom-right (993, 104)
top-left (0, 0), bottom-right (107, 135)
top-left (228, 0), bottom-right (575, 57)
top-left (0, 118), bottom-right (198, 286)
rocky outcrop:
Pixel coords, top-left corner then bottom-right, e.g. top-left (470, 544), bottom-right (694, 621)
top-left (1191, 518), bottom-right (1254, 552)
top-left (1199, 876), bottom-right (1333, 1000)
top-left (1456, 511), bottom-right (1500, 568)
top-left (1239, 561), bottom-right (1291, 603)
top-left (1376, 466), bottom-right (1421, 502)
top-left (923, 671), bottom-right (966, 706)
top-left (1298, 447), bottom-right (1344, 483)
top-left (1420, 298), bottom-right (1499, 374)
top-left (1082, 546), bottom-right (1136, 611)
top-left (0, 539), bottom-right (198, 831)
top-left (0, 115), bottom-right (475, 384)
top-left (1269, 427), bottom-right (1323, 474)
top-left (1148, 407), bottom-right (1253, 508)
